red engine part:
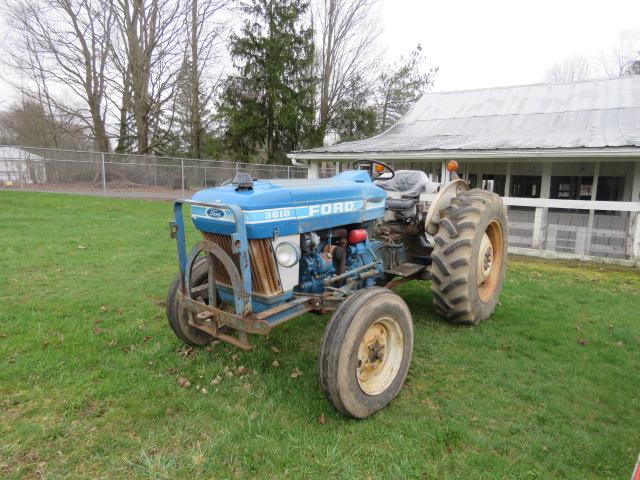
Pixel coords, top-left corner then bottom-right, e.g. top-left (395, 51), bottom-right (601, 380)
top-left (348, 229), bottom-right (368, 244)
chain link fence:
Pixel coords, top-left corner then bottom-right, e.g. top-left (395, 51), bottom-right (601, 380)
top-left (0, 145), bottom-right (308, 199)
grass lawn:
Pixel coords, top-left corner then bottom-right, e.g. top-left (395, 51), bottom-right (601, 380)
top-left (1, 190), bottom-right (639, 479)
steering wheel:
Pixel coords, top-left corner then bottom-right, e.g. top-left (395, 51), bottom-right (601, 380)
top-left (352, 159), bottom-right (395, 180)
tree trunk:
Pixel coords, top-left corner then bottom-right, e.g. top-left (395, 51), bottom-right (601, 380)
top-left (265, 0), bottom-right (274, 163)
top-left (190, 0), bottom-right (200, 158)
top-left (88, 95), bottom-right (109, 152)
top-left (318, 0), bottom-right (335, 146)
top-left (115, 68), bottom-right (132, 153)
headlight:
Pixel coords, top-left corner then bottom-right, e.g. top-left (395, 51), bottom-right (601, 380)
top-left (275, 241), bottom-right (300, 267)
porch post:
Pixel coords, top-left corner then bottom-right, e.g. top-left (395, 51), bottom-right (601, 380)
top-left (308, 161), bottom-right (319, 179)
top-left (584, 161), bottom-right (600, 255)
top-left (532, 162), bottom-right (552, 250)
top-left (504, 162), bottom-right (512, 197)
top-left (627, 160), bottom-right (640, 262)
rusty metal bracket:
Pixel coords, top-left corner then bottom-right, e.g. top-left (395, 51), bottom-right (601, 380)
top-left (179, 294), bottom-right (270, 335)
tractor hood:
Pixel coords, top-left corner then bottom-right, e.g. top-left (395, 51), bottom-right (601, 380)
top-left (190, 170), bottom-right (386, 238)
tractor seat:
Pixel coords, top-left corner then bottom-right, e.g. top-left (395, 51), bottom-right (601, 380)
top-left (375, 170), bottom-right (439, 197)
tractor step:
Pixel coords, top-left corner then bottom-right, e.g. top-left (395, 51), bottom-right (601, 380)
top-left (385, 262), bottom-right (426, 278)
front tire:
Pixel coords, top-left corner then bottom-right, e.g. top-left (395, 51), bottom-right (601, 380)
top-left (166, 258), bottom-right (213, 346)
top-left (319, 288), bottom-right (414, 419)
top-left (429, 189), bottom-right (508, 325)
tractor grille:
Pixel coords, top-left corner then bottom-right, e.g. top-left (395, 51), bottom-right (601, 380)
top-left (202, 232), bottom-right (283, 296)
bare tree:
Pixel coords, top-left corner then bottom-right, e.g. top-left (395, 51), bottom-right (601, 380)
top-left (110, 0), bottom-right (187, 154)
top-left (188, 0), bottom-right (228, 158)
top-left (3, 0), bottom-right (113, 151)
top-left (191, 0), bottom-right (201, 158)
top-left (0, 99), bottom-right (90, 149)
top-left (108, 38), bottom-right (134, 153)
top-left (601, 29), bottom-right (640, 78)
top-left (313, 0), bottom-right (381, 144)
top-left (545, 54), bottom-right (592, 83)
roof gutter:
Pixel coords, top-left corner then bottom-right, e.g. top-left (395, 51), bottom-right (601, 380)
top-left (288, 147), bottom-right (640, 162)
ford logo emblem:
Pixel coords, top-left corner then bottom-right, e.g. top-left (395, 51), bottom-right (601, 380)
top-left (205, 208), bottom-right (225, 218)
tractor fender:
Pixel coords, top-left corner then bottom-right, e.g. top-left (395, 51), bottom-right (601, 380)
top-left (424, 178), bottom-right (469, 235)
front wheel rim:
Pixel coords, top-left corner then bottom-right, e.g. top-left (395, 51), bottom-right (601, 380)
top-left (477, 219), bottom-right (504, 302)
top-left (356, 317), bottom-right (404, 396)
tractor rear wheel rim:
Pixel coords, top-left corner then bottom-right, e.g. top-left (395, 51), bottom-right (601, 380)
top-left (356, 317), bottom-right (404, 396)
top-left (477, 219), bottom-right (504, 302)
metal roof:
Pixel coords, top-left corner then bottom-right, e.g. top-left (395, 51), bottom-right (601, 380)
top-left (292, 76), bottom-right (640, 159)
top-left (0, 146), bottom-right (45, 160)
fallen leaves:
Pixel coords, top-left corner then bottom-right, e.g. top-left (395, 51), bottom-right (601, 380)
top-left (177, 346), bottom-right (196, 358)
top-left (176, 377), bottom-right (191, 388)
top-left (211, 375), bottom-right (221, 385)
top-left (93, 327), bottom-right (105, 335)
top-left (577, 339), bottom-right (588, 347)
top-left (318, 414), bottom-right (326, 425)
top-left (0, 333), bottom-right (7, 339)
top-left (271, 346), bottom-right (280, 353)
top-left (290, 368), bottom-right (303, 378)
top-left (271, 360), bottom-right (280, 368)
top-left (237, 365), bottom-right (248, 375)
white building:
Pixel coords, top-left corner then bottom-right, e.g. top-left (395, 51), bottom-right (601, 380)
top-left (290, 77), bottom-right (640, 266)
top-left (0, 146), bottom-right (47, 184)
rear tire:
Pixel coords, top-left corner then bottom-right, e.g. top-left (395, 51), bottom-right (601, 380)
top-left (429, 189), bottom-right (508, 325)
top-left (166, 258), bottom-right (213, 346)
top-left (319, 288), bottom-right (414, 419)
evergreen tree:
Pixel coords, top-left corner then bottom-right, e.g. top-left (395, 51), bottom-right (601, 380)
top-left (332, 75), bottom-right (378, 142)
top-left (218, 0), bottom-right (316, 164)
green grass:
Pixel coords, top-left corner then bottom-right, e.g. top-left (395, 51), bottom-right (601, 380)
top-left (1, 190), bottom-right (639, 479)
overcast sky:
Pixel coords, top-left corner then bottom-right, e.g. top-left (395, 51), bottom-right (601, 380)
top-left (379, 0), bottom-right (640, 91)
top-left (1, 0), bottom-right (639, 108)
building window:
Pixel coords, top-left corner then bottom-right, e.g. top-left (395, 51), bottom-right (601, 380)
top-left (550, 176), bottom-right (593, 200)
top-left (481, 174), bottom-right (506, 195)
top-left (510, 175), bottom-right (541, 198)
top-left (596, 176), bottom-right (625, 201)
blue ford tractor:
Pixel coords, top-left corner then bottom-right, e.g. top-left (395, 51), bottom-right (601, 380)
top-left (167, 160), bottom-right (508, 418)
